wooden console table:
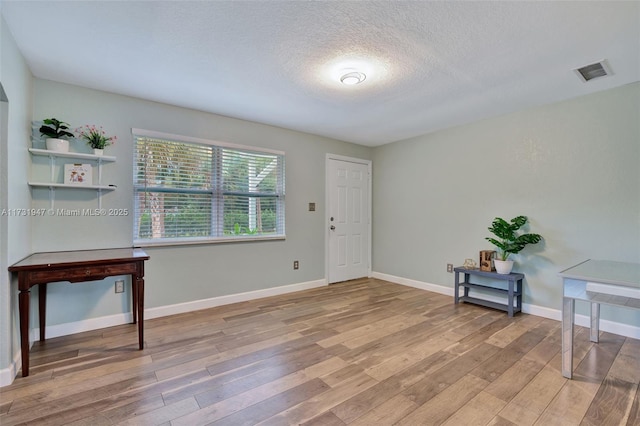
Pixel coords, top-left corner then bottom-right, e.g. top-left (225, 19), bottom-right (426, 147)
top-left (454, 267), bottom-right (524, 317)
top-left (8, 247), bottom-right (149, 377)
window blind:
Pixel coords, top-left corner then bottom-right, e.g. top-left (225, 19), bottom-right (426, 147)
top-left (133, 131), bottom-right (285, 244)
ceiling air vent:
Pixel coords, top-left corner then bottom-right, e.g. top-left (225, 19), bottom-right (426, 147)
top-left (573, 60), bottom-right (612, 82)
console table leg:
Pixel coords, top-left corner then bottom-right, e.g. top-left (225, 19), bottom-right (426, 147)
top-left (507, 279), bottom-right (514, 317)
top-left (463, 273), bottom-right (470, 298)
top-left (562, 297), bottom-right (575, 379)
top-left (137, 277), bottom-right (144, 350)
top-left (590, 302), bottom-right (600, 343)
top-left (39, 283), bottom-right (47, 341)
top-left (19, 289), bottom-right (30, 377)
top-left (454, 271), bottom-right (460, 304)
top-left (132, 276), bottom-right (138, 325)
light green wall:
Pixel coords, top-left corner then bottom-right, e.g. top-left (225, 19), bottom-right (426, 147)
top-left (31, 79), bottom-right (371, 325)
top-left (372, 83), bottom-right (640, 324)
top-left (0, 15), bottom-right (33, 373)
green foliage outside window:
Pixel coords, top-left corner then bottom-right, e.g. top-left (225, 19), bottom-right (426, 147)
top-left (134, 136), bottom-right (284, 242)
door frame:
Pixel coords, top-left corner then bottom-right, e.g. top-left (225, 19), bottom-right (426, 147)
top-left (325, 153), bottom-right (372, 284)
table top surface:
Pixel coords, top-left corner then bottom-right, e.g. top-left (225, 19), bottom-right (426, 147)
top-left (559, 259), bottom-right (640, 288)
top-left (9, 247), bottom-right (149, 271)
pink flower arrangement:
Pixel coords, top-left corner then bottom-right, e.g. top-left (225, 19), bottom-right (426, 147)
top-left (75, 125), bottom-right (117, 149)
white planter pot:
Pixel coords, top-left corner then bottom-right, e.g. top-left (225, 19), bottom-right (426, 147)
top-left (45, 138), bottom-right (69, 152)
top-left (93, 148), bottom-right (104, 156)
top-left (494, 259), bottom-right (514, 274)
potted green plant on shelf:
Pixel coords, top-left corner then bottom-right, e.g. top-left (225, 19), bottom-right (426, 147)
top-left (75, 124), bottom-right (117, 155)
top-left (39, 118), bottom-right (75, 152)
top-left (485, 215), bottom-right (542, 274)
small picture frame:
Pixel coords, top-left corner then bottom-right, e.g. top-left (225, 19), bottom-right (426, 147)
top-left (64, 163), bottom-right (92, 186)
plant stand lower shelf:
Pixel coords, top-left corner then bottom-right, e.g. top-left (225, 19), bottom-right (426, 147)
top-left (454, 267), bottom-right (525, 317)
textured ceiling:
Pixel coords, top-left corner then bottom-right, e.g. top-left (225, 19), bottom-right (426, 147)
top-left (2, 1), bottom-right (639, 146)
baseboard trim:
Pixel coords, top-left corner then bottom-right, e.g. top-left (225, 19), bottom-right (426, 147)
top-left (145, 279), bottom-right (327, 320)
top-left (1, 278), bottom-right (327, 387)
top-left (0, 351), bottom-right (21, 388)
top-left (372, 272), bottom-right (455, 297)
top-left (372, 271), bottom-right (640, 339)
top-left (33, 313), bottom-right (132, 342)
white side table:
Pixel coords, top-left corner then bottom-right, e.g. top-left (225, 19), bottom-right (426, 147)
top-left (559, 259), bottom-right (640, 379)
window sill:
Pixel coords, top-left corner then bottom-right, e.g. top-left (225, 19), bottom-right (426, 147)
top-left (135, 234), bottom-right (286, 248)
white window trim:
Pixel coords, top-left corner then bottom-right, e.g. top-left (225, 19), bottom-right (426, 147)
top-left (132, 128), bottom-right (285, 156)
top-left (132, 128), bottom-right (285, 247)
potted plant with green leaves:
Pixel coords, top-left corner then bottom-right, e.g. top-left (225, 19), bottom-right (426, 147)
top-left (39, 118), bottom-right (75, 152)
top-left (485, 215), bottom-right (542, 274)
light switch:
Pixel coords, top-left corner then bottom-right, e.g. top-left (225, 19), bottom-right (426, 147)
top-left (308, 202), bottom-right (316, 212)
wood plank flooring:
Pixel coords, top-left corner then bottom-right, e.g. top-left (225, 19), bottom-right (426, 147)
top-left (1, 278), bottom-right (638, 425)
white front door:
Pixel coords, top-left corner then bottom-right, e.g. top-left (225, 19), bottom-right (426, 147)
top-left (327, 156), bottom-right (371, 283)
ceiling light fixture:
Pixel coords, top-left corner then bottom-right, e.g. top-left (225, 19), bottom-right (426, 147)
top-left (340, 71), bottom-right (366, 85)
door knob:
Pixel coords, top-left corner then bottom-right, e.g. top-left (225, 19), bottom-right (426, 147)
top-left (330, 225), bottom-right (335, 231)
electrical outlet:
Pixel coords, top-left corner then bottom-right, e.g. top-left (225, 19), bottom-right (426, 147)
top-left (447, 264), bottom-right (453, 273)
top-left (115, 280), bottom-right (125, 293)
top-left (293, 260), bottom-right (299, 270)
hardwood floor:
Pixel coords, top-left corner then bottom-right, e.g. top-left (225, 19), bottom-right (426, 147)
top-left (1, 278), bottom-right (638, 425)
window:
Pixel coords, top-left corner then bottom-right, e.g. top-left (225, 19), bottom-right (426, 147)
top-left (133, 129), bottom-right (285, 245)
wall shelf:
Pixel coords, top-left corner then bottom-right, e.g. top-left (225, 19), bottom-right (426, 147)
top-left (29, 148), bottom-right (116, 162)
top-left (28, 148), bottom-right (116, 209)
top-left (28, 182), bottom-right (116, 191)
